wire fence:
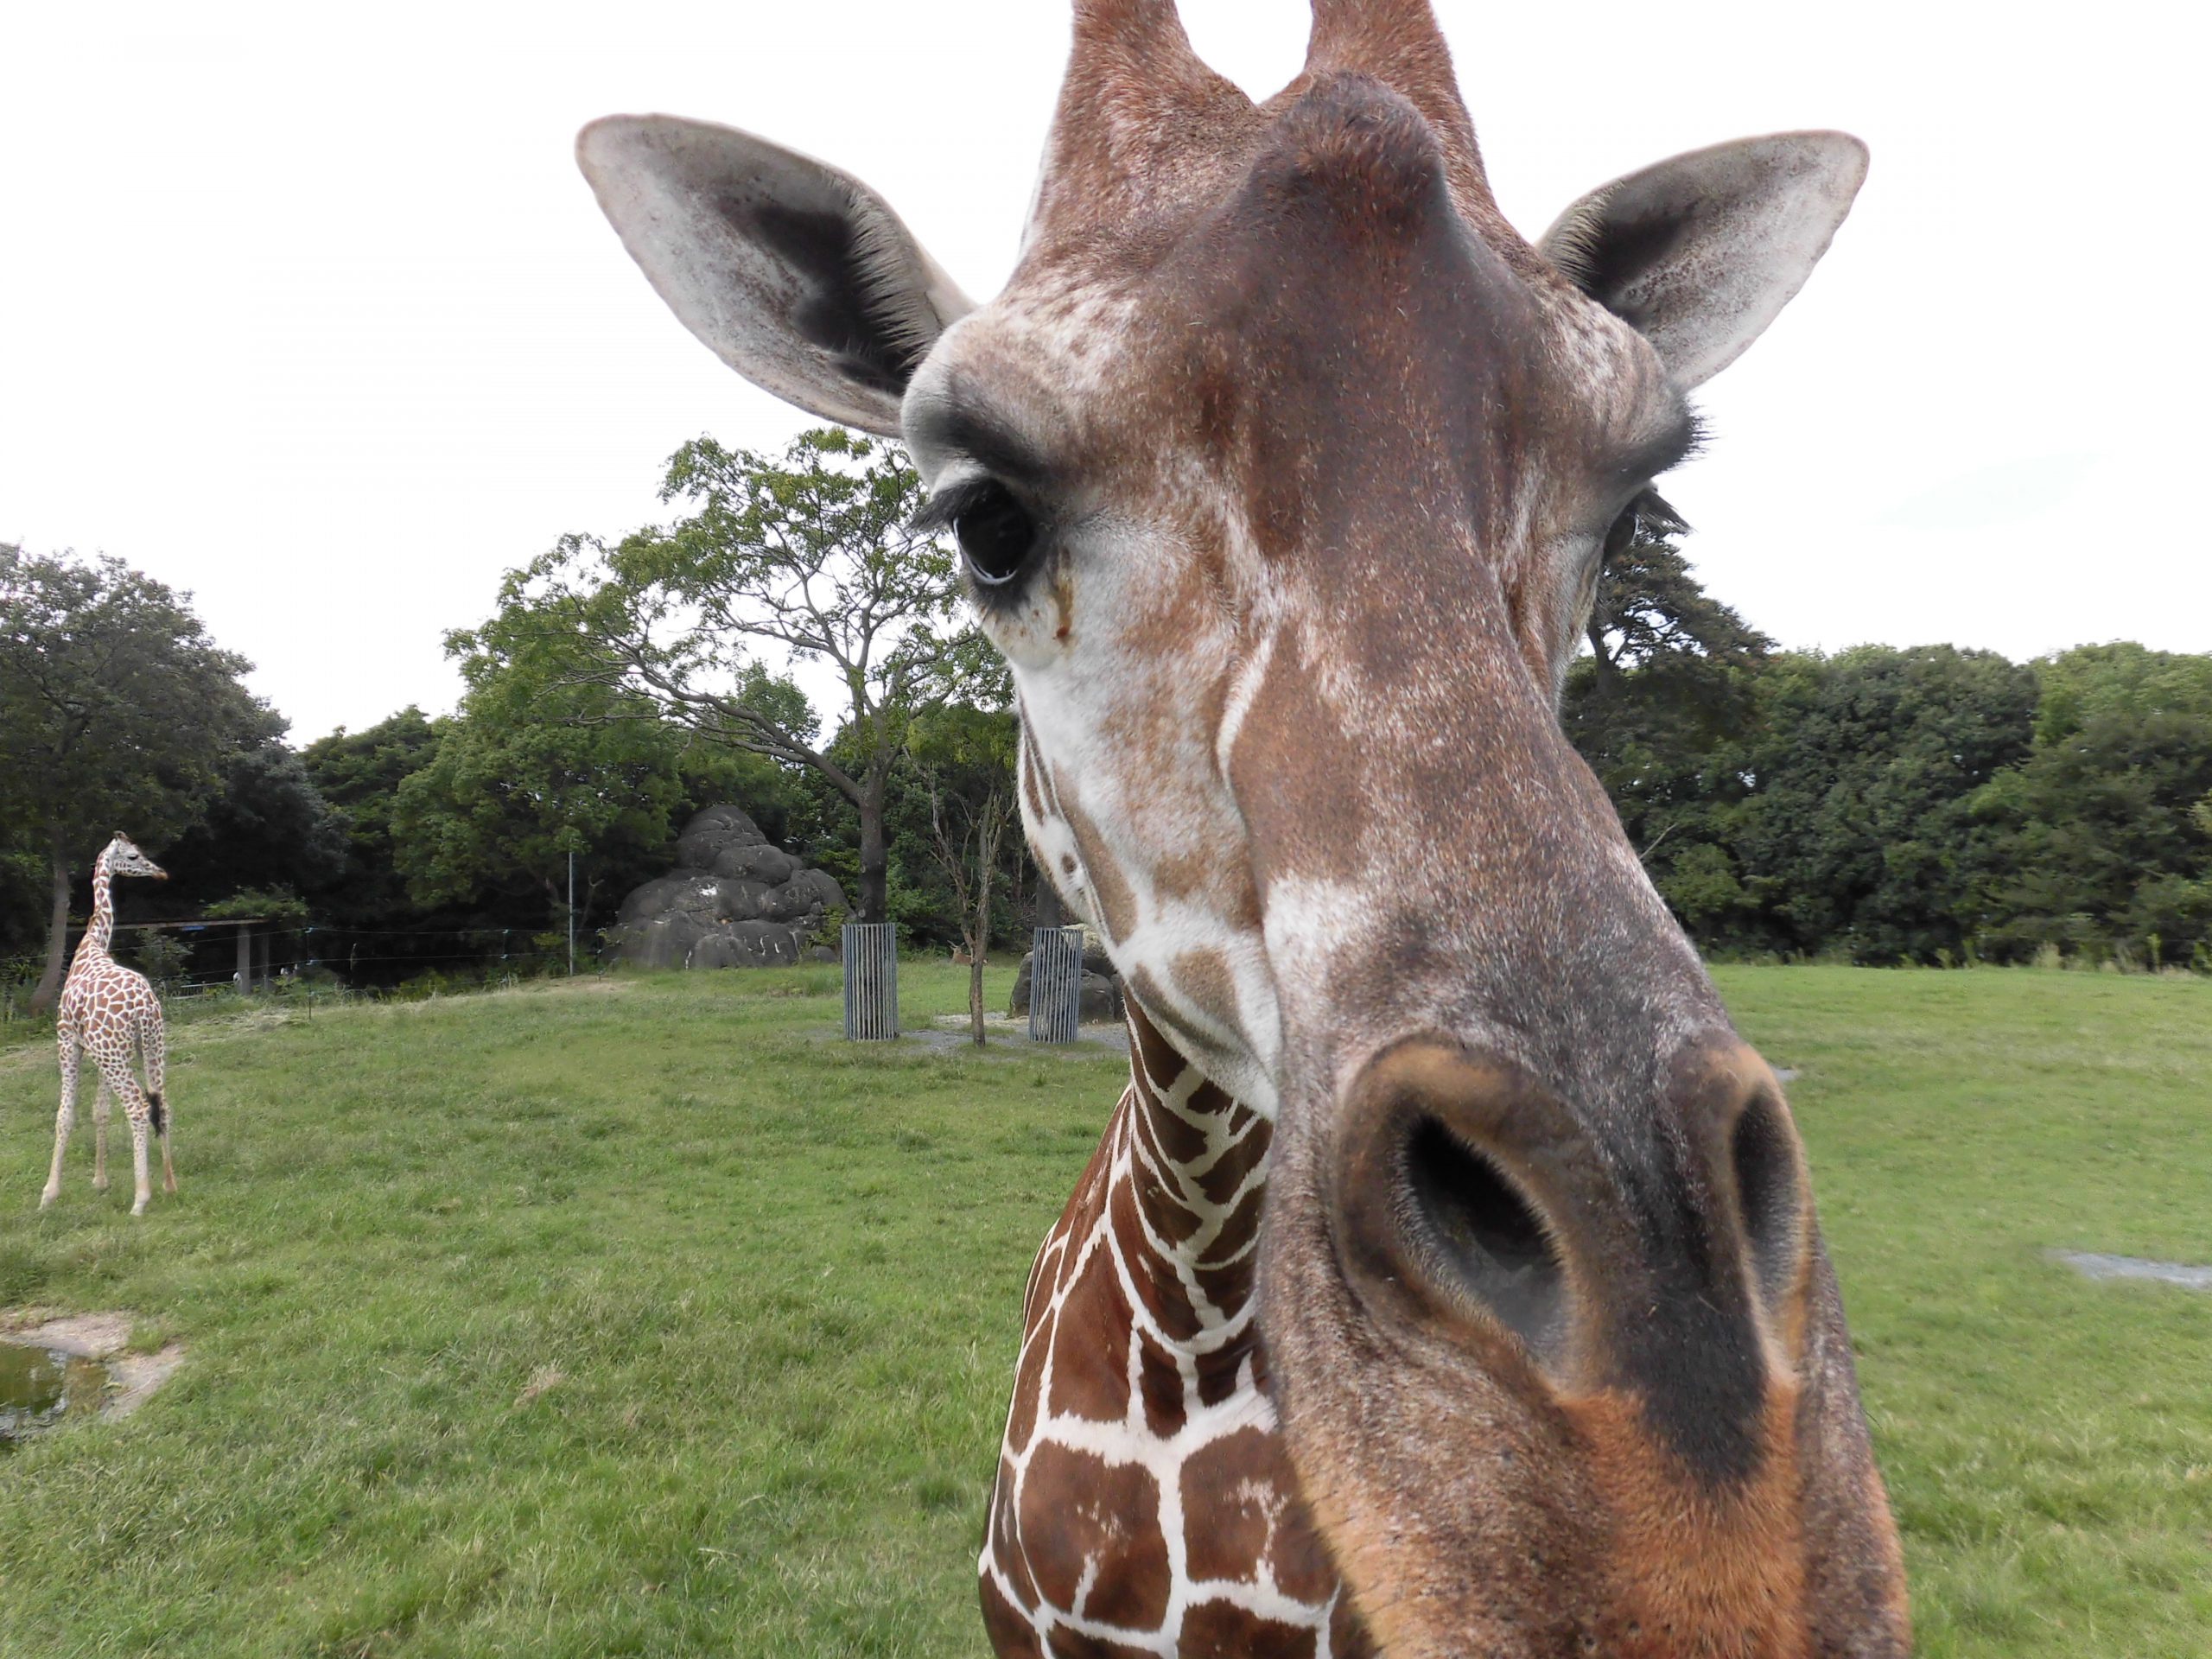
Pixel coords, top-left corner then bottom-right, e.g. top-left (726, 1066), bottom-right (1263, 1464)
top-left (0, 918), bottom-right (599, 1033)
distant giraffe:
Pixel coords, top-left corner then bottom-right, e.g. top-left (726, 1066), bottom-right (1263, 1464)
top-left (41, 833), bottom-right (175, 1217)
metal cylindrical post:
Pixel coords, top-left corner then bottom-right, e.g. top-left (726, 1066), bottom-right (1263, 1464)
top-left (842, 922), bottom-right (899, 1041)
top-left (1029, 925), bottom-right (1084, 1045)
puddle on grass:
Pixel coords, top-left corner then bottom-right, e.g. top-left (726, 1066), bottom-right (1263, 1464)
top-left (0, 1344), bottom-right (110, 1447)
top-left (2052, 1249), bottom-right (2212, 1290)
top-left (0, 1312), bottom-right (186, 1445)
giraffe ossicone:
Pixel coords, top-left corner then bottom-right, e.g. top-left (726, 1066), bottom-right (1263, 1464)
top-left (43, 832), bottom-right (175, 1217)
top-left (579, 3), bottom-right (1910, 1653)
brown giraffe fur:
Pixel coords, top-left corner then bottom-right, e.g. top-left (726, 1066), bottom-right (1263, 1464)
top-left (42, 833), bottom-right (174, 1217)
top-left (577, 3), bottom-right (1912, 1653)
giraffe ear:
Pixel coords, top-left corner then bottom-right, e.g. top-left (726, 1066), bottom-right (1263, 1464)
top-left (576, 114), bottom-right (974, 435)
top-left (1538, 132), bottom-right (1866, 389)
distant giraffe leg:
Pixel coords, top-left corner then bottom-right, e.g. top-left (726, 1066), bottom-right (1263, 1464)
top-left (141, 1006), bottom-right (175, 1195)
top-left (41, 1028), bottom-right (81, 1209)
top-left (94, 1058), bottom-right (157, 1217)
top-left (92, 1078), bottom-right (112, 1192)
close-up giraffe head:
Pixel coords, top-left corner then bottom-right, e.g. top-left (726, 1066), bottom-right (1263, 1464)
top-left (578, 1), bottom-right (1908, 1652)
top-left (102, 832), bottom-right (166, 881)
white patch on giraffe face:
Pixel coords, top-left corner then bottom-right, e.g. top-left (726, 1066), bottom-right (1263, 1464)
top-left (1013, 607), bottom-right (1282, 1112)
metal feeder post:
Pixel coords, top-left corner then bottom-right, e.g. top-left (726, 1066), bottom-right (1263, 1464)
top-left (842, 922), bottom-right (899, 1040)
top-left (1029, 925), bottom-right (1084, 1045)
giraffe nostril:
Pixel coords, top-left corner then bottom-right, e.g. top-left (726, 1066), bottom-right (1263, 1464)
top-left (1729, 1091), bottom-right (1804, 1311)
top-left (1402, 1118), bottom-right (1569, 1365)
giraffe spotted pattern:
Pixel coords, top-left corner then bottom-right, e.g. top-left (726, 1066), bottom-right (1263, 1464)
top-left (42, 834), bottom-right (175, 1217)
top-left (982, 1001), bottom-right (1367, 1659)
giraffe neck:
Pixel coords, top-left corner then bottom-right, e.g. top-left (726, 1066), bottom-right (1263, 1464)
top-left (1119, 996), bottom-right (1273, 1358)
top-left (981, 991), bottom-right (1359, 1656)
top-left (82, 851), bottom-right (117, 960)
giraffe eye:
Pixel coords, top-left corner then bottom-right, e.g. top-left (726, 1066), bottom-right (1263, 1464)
top-left (953, 482), bottom-right (1038, 587)
top-left (1602, 504), bottom-right (1640, 566)
top-left (1602, 488), bottom-right (1686, 568)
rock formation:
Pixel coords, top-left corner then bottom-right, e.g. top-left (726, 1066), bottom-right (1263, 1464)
top-left (610, 805), bottom-right (843, 969)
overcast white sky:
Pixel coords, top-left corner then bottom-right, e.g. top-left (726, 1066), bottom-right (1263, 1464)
top-left (3, 1), bottom-right (2203, 743)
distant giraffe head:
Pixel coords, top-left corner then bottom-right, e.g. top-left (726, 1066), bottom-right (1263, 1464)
top-left (579, 3), bottom-right (1906, 1651)
top-left (100, 832), bottom-right (166, 882)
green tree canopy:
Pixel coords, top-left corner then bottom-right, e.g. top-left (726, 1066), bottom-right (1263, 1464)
top-left (484, 428), bottom-right (961, 923)
top-left (0, 543), bottom-right (268, 1007)
top-left (160, 730), bottom-right (348, 912)
top-left (1562, 515), bottom-right (1772, 943)
top-left (901, 699), bottom-right (1020, 1041)
top-left (392, 583), bottom-right (806, 935)
top-left (300, 708), bottom-right (442, 931)
top-left (1970, 645), bottom-right (2212, 965)
top-left (1732, 646), bottom-right (2039, 963)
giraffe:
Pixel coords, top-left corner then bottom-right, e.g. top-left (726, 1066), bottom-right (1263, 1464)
top-left (576, 3), bottom-right (1912, 1653)
top-left (41, 832), bottom-right (175, 1217)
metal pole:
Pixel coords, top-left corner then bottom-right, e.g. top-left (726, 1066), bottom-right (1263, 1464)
top-left (567, 850), bottom-right (576, 976)
top-left (1030, 925), bottom-right (1083, 1043)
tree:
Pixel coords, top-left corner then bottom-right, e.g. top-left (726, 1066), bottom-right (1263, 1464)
top-left (1578, 505), bottom-right (1773, 696)
top-left (1732, 646), bottom-right (2038, 963)
top-left (300, 708), bottom-right (442, 931)
top-left (392, 596), bottom-right (807, 942)
top-left (159, 728), bottom-right (348, 911)
top-left (0, 544), bottom-right (265, 1008)
top-left (1562, 515), bottom-right (1771, 946)
top-left (904, 702), bottom-right (1020, 1043)
top-left (1968, 645), bottom-right (2212, 964)
top-left (498, 428), bottom-right (961, 924)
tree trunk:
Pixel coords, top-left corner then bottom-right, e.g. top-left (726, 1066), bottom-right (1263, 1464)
top-left (969, 798), bottom-right (1001, 1047)
top-left (856, 774), bottom-right (890, 925)
top-left (29, 830), bottom-right (71, 1014)
top-left (1586, 620), bottom-right (1621, 694)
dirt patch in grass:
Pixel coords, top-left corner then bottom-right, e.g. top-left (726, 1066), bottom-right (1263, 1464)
top-left (2050, 1249), bottom-right (2212, 1290)
top-left (2, 1308), bottom-right (185, 1419)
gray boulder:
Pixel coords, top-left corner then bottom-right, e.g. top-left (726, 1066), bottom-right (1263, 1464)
top-left (676, 804), bottom-right (766, 870)
top-left (610, 805), bottom-right (845, 970)
top-left (713, 842), bottom-right (800, 885)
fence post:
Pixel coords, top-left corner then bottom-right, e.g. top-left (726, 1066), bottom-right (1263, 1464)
top-left (1029, 925), bottom-right (1084, 1045)
top-left (842, 922), bottom-right (898, 1041)
top-left (236, 924), bottom-right (251, 993)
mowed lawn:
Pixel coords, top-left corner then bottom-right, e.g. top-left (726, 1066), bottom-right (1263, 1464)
top-left (0, 964), bottom-right (2206, 1657)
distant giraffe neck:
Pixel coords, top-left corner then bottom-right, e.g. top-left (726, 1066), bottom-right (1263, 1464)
top-left (980, 997), bottom-right (1362, 1657)
top-left (82, 851), bottom-right (117, 959)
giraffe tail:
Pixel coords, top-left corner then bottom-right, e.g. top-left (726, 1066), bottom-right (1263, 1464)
top-left (146, 1088), bottom-right (166, 1135)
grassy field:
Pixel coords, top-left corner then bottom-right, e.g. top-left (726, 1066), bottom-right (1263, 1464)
top-left (1, 964), bottom-right (2208, 1657)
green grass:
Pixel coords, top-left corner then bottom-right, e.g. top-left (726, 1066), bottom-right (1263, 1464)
top-left (1, 964), bottom-right (2209, 1656)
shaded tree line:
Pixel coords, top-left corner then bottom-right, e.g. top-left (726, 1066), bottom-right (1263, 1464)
top-left (0, 434), bottom-right (1024, 991)
top-left (1568, 524), bottom-right (2212, 969)
top-left (11, 443), bottom-right (2209, 991)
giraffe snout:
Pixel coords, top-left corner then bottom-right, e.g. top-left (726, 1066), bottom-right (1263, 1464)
top-left (1322, 1038), bottom-right (1815, 1471)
